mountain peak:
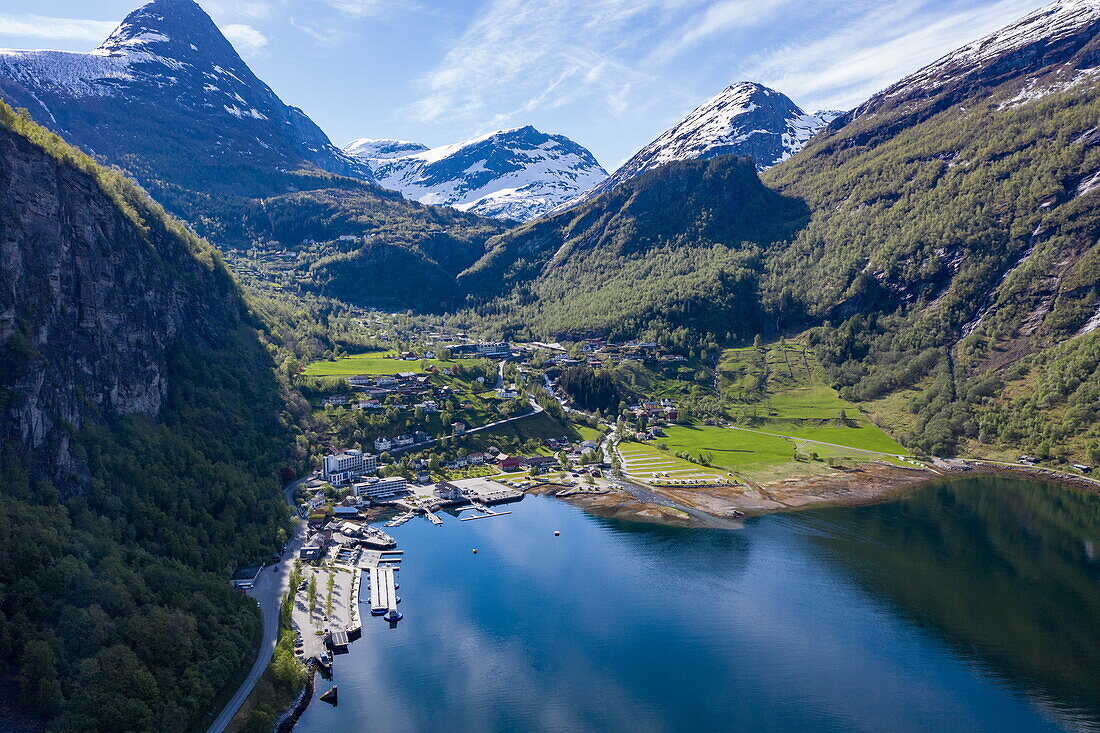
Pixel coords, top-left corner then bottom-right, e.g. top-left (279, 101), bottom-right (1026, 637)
top-left (551, 81), bottom-right (838, 214)
top-left (344, 126), bottom-right (607, 221)
top-left (94, 0), bottom-right (242, 70)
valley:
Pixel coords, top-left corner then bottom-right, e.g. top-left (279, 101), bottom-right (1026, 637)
top-left (0, 0), bottom-right (1098, 730)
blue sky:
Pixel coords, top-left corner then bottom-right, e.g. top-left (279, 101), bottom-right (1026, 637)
top-left (0, 0), bottom-right (1044, 170)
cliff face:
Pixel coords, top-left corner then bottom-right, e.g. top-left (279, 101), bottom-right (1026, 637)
top-left (0, 111), bottom-right (244, 485)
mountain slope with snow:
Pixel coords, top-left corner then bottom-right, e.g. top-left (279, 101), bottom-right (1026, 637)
top-left (0, 0), bottom-right (370, 197)
top-left (345, 126), bottom-right (608, 221)
top-left (828, 0), bottom-right (1100, 145)
top-left (556, 82), bottom-right (838, 213)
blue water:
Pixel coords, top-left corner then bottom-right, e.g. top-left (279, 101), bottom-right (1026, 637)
top-left (296, 476), bottom-right (1100, 732)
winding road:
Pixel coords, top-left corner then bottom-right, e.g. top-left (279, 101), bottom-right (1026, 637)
top-left (206, 483), bottom-right (307, 733)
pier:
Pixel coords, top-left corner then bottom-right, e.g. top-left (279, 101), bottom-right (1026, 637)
top-left (369, 566), bottom-right (399, 616)
top-left (460, 510), bottom-right (512, 521)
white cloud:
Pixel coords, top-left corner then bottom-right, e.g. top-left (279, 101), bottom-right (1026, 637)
top-left (409, 0), bottom-right (695, 127)
top-left (323, 0), bottom-right (395, 17)
top-left (204, 1), bottom-right (275, 22)
top-left (0, 14), bottom-right (116, 42)
top-left (742, 0), bottom-right (1042, 111)
top-left (649, 0), bottom-right (794, 63)
top-left (221, 24), bottom-right (269, 55)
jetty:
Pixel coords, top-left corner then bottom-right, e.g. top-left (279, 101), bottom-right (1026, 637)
top-left (460, 510), bottom-right (512, 521)
top-left (369, 566), bottom-right (400, 618)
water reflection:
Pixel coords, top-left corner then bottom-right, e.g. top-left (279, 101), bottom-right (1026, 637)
top-left (795, 476), bottom-right (1100, 724)
top-left (296, 478), bottom-right (1100, 732)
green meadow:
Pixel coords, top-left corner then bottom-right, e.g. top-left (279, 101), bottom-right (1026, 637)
top-left (304, 352), bottom-right (485, 377)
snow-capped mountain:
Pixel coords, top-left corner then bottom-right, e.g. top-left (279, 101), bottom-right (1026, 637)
top-left (346, 138), bottom-right (430, 159)
top-left (556, 82), bottom-right (839, 212)
top-left (0, 0), bottom-right (370, 194)
top-left (344, 126), bottom-right (608, 222)
top-left (834, 0), bottom-right (1100, 133)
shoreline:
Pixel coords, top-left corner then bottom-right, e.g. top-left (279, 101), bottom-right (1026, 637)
top-left (537, 460), bottom-right (1100, 528)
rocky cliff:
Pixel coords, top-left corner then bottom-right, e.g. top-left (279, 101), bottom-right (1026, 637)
top-left (0, 103), bottom-right (245, 486)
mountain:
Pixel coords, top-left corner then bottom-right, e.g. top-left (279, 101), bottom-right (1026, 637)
top-left (555, 82), bottom-right (838, 212)
top-left (0, 0), bottom-right (369, 197)
top-left (0, 0), bottom-right (509, 311)
top-left (344, 125), bottom-right (608, 222)
top-left (0, 100), bottom-right (292, 728)
top-left (461, 0), bottom-right (1100, 461)
top-left (457, 154), bottom-right (808, 340)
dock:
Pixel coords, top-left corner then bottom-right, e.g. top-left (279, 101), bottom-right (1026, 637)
top-left (385, 511), bottom-right (415, 527)
top-left (460, 510), bottom-right (512, 521)
top-left (369, 566), bottom-right (399, 616)
top-left (424, 510), bottom-right (444, 525)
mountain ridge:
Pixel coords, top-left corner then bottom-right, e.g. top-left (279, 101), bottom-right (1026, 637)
top-left (0, 0), bottom-right (371, 196)
top-left (553, 81), bottom-right (838, 214)
top-left (345, 125), bottom-right (608, 221)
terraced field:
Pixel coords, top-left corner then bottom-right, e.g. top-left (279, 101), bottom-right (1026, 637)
top-left (616, 441), bottom-right (728, 483)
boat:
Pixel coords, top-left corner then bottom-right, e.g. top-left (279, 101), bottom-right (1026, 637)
top-left (370, 607), bottom-right (386, 616)
top-left (320, 685), bottom-right (338, 705)
top-left (361, 526), bottom-right (398, 549)
top-left (384, 608), bottom-right (402, 622)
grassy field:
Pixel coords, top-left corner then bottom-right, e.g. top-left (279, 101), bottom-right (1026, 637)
top-left (659, 426), bottom-right (794, 473)
top-left (473, 412), bottom-right (578, 447)
top-left (577, 425), bottom-right (607, 443)
top-left (304, 352), bottom-right (485, 377)
top-left (717, 342), bottom-right (907, 455)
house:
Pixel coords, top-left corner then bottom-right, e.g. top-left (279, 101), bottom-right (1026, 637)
top-left (374, 437), bottom-right (394, 452)
top-left (453, 456), bottom-right (468, 468)
top-left (497, 387), bottom-right (519, 399)
top-left (497, 454), bottom-right (522, 471)
top-left (323, 395), bottom-right (350, 407)
top-left (323, 449), bottom-right (377, 486)
top-left (353, 476), bottom-right (408, 501)
top-left (348, 375), bottom-right (373, 388)
top-left (376, 375), bottom-right (396, 386)
top-left (648, 427), bottom-right (666, 437)
top-left (394, 435), bottom-right (415, 447)
top-left (453, 421), bottom-right (468, 435)
top-left (523, 455), bottom-right (559, 470)
top-left (337, 234), bottom-right (357, 242)
top-left (435, 481), bottom-right (469, 502)
top-left (424, 350), bottom-right (436, 359)
top-left (299, 534), bottom-right (327, 561)
top-left (1071, 464), bottom-right (1092, 473)
top-left (359, 399), bottom-right (382, 410)
top-left (476, 341), bottom-right (511, 357)
top-left (468, 452), bottom-right (488, 465)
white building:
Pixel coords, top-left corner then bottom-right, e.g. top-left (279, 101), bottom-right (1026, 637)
top-left (353, 476), bottom-right (408, 500)
top-left (374, 437), bottom-right (394, 452)
top-left (323, 450), bottom-right (377, 486)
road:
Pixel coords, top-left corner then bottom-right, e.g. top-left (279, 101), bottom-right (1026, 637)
top-left (206, 482), bottom-right (307, 733)
top-left (389, 398), bottom-right (545, 455)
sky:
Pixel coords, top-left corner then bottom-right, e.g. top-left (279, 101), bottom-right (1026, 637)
top-left (0, 0), bottom-right (1046, 170)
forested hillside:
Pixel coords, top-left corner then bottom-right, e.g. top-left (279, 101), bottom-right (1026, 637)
top-left (453, 1), bottom-right (1100, 460)
top-left (0, 101), bottom-right (295, 730)
top-left (457, 156), bottom-right (808, 341)
top-left (761, 11), bottom-right (1100, 456)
